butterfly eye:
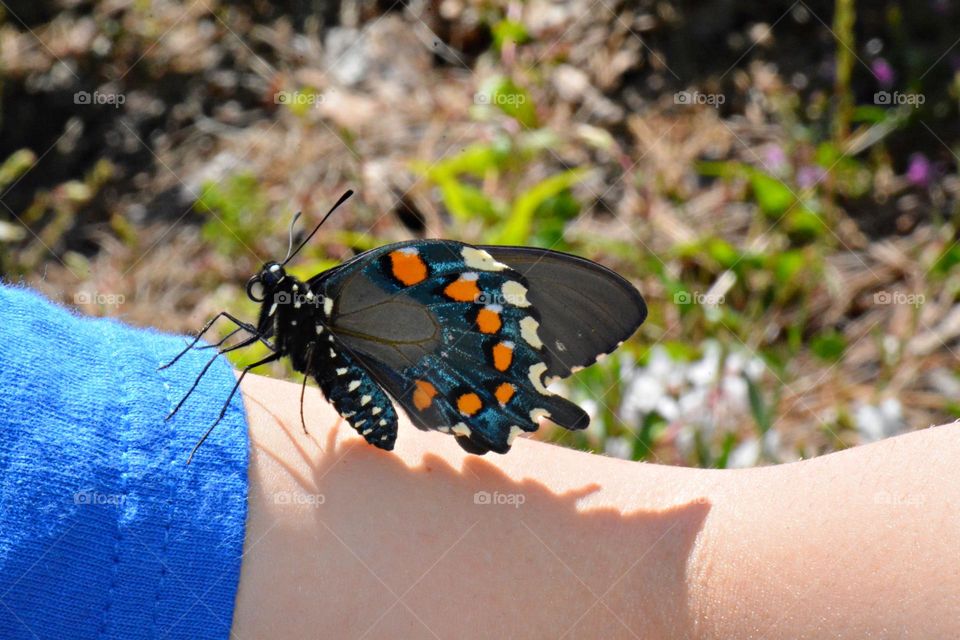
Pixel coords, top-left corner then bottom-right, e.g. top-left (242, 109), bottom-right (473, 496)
top-left (246, 276), bottom-right (265, 302)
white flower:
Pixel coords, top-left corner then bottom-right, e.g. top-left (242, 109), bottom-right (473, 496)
top-left (604, 436), bottom-right (633, 460)
top-left (728, 437), bottom-right (759, 468)
top-left (855, 398), bottom-right (905, 442)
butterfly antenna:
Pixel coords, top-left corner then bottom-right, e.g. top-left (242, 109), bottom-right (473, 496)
top-left (282, 211), bottom-right (303, 263)
top-left (282, 189), bottom-right (354, 266)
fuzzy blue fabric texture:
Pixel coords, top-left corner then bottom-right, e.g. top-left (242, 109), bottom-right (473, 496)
top-left (0, 285), bottom-right (249, 640)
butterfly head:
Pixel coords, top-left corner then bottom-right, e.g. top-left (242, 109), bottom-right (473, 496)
top-left (246, 262), bottom-right (287, 302)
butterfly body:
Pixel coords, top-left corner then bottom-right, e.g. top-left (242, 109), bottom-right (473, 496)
top-left (167, 191), bottom-right (647, 460)
top-left (252, 265), bottom-right (401, 448)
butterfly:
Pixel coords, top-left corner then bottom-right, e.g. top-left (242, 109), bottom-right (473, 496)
top-left (164, 191), bottom-right (647, 461)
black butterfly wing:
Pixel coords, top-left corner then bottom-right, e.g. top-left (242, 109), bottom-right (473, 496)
top-left (312, 240), bottom-right (589, 454)
top-left (480, 246), bottom-right (647, 380)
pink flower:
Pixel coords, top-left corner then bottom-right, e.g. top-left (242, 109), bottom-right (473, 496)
top-left (871, 58), bottom-right (895, 88)
top-left (906, 153), bottom-right (932, 187)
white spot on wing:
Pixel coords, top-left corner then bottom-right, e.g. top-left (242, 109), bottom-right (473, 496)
top-left (461, 247), bottom-right (508, 271)
top-left (530, 408), bottom-right (552, 422)
top-left (336, 367), bottom-right (348, 375)
top-left (452, 423), bottom-right (471, 436)
top-left (508, 426), bottom-right (524, 445)
top-left (324, 297), bottom-right (334, 317)
top-left (372, 406), bottom-right (382, 415)
top-left (501, 281), bottom-right (530, 307)
top-left (528, 363), bottom-right (551, 395)
top-left (361, 395), bottom-right (371, 406)
top-left (348, 380), bottom-right (361, 392)
top-left (519, 316), bottom-right (543, 349)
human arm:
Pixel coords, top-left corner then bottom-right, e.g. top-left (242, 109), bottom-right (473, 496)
top-left (233, 372), bottom-right (960, 638)
top-left (0, 285), bottom-right (248, 640)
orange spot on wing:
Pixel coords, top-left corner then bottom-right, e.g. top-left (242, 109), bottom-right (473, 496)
top-left (492, 342), bottom-right (514, 372)
top-left (476, 307), bottom-right (502, 334)
top-left (389, 250), bottom-right (428, 286)
top-left (457, 392), bottom-right (483, 416)
top-left (494, 382), bottom-right (515, 405)
top-left (413, 380), bottom-right (438, 410)
top-left (444, 278), bottom-right (481, 302)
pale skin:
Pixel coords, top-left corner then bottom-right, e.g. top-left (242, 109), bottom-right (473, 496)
top-left (231, 372), bottom-right (960, 638)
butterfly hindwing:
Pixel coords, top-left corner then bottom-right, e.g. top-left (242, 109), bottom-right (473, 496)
top-left (313, 240), bottom-right (589, 453)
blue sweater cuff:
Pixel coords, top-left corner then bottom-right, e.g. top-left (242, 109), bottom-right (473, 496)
top-left (0, 285), bottom-right (249, 640)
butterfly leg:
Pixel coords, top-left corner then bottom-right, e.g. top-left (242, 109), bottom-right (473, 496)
top-left (299, 343), bottom-right (315, 435)
top-left (160, 311), bottom-right (264, 370)
top-left (166, 332), bottom-right (265, 421)
top-left (186, 351), bottom-right (283, 464)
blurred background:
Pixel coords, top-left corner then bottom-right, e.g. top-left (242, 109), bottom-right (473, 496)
top-left (2, 0), bottom-right (959, 467)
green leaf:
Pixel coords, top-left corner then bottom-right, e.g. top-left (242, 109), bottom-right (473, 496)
top-left (0, 148), bottom-right (37, 190)
top-left (632, 413), bottom-right (666, 462)
top-left (786, 208), bottom-right (828, 242)
top-left (714, 431), bottom-right (737, 469)
top-left (496, 168), bottom-right (586, 244)
top-left (811, 329), bottom-right (846, 362)
top-left (195, 173), bottom-right (267, 255)
top-left (530, 191), bottom-right (580, 247)
top-left (436, 178), bottom-right (500, 222)
top-left (478, 76), bottom-right (538, 128)
top-left (706, 237), bottom-right (740, 268)
top-left (746, 376), bottom-right (772, 434)
top-left (932, 244), bottom-right (960, 276)
top-left (415, 141), bottom-right (509, 181)
top-left (772, 250), bottom-right (805, 285)
top-left (492, 19), bottom-right (529, 50)
top-left (696, 160), bottom-right (743, 179)
top-left (748, 170), bottom-right (795, 217)
top-left (851, 105), bottom-right (890, 124)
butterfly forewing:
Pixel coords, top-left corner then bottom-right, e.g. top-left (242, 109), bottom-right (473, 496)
top-left (481, 246), bottom-right (647, 380)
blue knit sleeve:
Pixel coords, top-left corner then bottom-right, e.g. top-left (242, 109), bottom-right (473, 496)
top-left (0, 285), bottom-right (249, 640)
